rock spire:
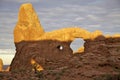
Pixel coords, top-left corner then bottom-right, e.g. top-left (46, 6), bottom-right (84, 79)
top-left (14, 3), bottom-right (44, 42)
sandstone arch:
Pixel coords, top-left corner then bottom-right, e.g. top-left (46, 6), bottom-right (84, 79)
top-left (10, 3), bottom-right (120, 72)
top-left (39, 27), bottom-right (91, 41)
top-left (0, 3), bottom-right (119, 80)
top-left (13, 4), bottom-right (105, 44)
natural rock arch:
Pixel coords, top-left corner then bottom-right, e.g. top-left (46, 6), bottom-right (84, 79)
top-left (0, 3), bottom-right (120, 80)
top-left (10, 3), bottom-right (120, 72)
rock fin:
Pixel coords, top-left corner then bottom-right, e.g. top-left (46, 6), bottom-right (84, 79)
top-left (14, 3), bottom-right (44, 42)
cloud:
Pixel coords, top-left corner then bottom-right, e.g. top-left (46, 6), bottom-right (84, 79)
top-left (75, 17), bottom-right (85, 21)
top-left (107, 13), bottom-right (120, 17)
top-left (0, 38), bottom-right (13, 42)
top-left (0, 11), bottom-right (17, 49)
top-left (0, 49), bottom-right (15, 54)
top-left (2, 0), bottom-right (40, 3)
top-left (87, 15), bottom-right (100, 20)
top-left (36, 3), bottom-right (120, 34)
top-left (88, 24), bottom-right (101, 28)
top-left (106, 13), bottom-right (120, 24)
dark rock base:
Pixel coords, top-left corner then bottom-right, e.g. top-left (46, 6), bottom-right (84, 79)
top-left (0, 37), bottom-right (120, 80)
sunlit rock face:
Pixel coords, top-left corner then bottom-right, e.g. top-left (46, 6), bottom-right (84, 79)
top-left (0, 58), bottom-right (3, 71)
top-left (14, 3), bottom-right (44, 43)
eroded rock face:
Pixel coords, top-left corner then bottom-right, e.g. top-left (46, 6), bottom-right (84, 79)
top-left (84, 36), bottom-right (120, 54)
top-left (10, 40), bottom-right (73, 71)
top-left (4, 37), bottom-right (120, 80)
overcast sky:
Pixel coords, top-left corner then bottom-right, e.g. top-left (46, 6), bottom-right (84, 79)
top-left (0, 0), bottom-right (120, 50)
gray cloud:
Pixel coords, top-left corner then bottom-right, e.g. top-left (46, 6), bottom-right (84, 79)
top-left (36, 3), bottom-right (120, 33)
top-left (1, 0), bottom-right (40, 3)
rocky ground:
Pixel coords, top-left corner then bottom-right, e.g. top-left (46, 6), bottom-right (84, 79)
top-left (0, 51), bottom-right (120, 80)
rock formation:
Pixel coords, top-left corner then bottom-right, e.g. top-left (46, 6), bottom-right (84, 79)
top-left (0, 58), bottom-right (3, 71)
top-left (0, 3), bottom-right (119, 80)
top-left (1, 36), bottom-right (120, 80)
top-left (10, 3), bottom-right (93, 71)
top-left (14, 3), bottom-right (44, 43)
top-left (10, 3), bottom-right (120, 71)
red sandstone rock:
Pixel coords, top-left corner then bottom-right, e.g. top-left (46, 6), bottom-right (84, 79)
top-left (0, 3), bottom-right (120, 80)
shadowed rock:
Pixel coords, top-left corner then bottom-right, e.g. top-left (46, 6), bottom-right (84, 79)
top-left (10, 40), bottom-right (73, 71)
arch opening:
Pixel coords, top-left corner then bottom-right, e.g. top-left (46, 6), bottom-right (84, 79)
top-left (70, 38), bottom-right (85, 53)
